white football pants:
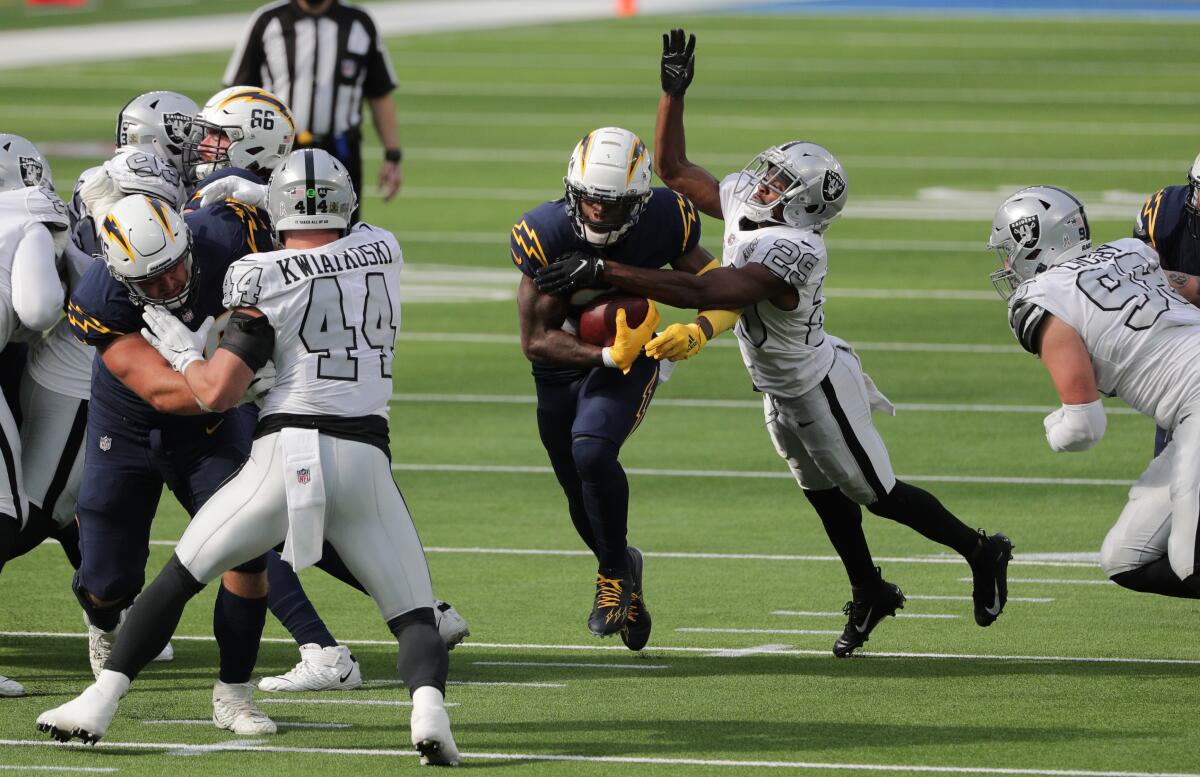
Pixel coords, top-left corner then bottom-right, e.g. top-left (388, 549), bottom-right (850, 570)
top-left (0, 388), bottom-right (25, 528)
top-left (764, 343), bottom-right (897, 505)
top-left (19, 371), bottom-right (86, 528)
top-left (174, 431), bottom-right (435, 621)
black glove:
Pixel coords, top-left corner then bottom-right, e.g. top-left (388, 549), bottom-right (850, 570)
top-left (534, 252), bottom-right (606, 296)
top-left (661, 28), bottom-right (696, 97)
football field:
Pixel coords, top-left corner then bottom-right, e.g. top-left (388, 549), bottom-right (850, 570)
top-left (3, 4), bottom-right (1200, 775)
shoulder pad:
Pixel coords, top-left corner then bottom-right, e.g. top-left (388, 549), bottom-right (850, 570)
top-left (510, 202), bottom-right (571, 275)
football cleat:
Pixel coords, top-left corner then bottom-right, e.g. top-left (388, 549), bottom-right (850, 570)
top-left (85, 610), bottom-right (124, 680)
top-left (36, 682), bottom-right (120, 744)
top-left (0, 674), bottom-right (26, 697)
top-left (621, 547), bottom-right (652, 652)
top-left (970, 531), bottom-right (1014, 627)
top-left (410, 686), bottom-right (460, 766)
top-left (258, 644), bottom-right (362, 693)
top-left (212, 681), bottom-right (277, 735)
top-left (436, 600), bottom-right (470, 650)
top-left (832, 575), bottom-right (906, 658)
top-left (587, 570), bottom-right (631, 637)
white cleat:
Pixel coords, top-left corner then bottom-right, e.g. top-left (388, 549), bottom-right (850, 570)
top-left (435, 601), bottom-right (470, 650)
top-left (258, 643), bottom-right (362, 692)
top-left (0, 674), bottom-right (26, 697)
top-left (36, 681), bottom-right (121, 744)
top-left (410, 686), bottom-right (459, 766)
top-left (84, 610), bottom-right (125, 680)
top-left (151, 641), bottom-right (174, 663)
top-left (212, 681), bottom-right (277, 735)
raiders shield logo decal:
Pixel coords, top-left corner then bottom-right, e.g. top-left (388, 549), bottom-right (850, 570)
top-left (162, 112), bottom-right (192, 146)
top-left (1009, 215), bottom-right (1040, 248)
top-left (821, 169), bottom-right (846, 202)
top-left (18, 156), bottom-right (43, 187)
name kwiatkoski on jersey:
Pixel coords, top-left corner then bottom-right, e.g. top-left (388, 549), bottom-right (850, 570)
top-left (274, 237), bottom-right (396, 286)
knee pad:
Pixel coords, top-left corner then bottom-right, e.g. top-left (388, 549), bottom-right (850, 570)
top-left (571, 435), bottom-right (619, 481)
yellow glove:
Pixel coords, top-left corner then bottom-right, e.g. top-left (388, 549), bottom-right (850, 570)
top-left (646, 322), bottom-right (706, 361)
top-left (602, 301), bottom-right (661, 374)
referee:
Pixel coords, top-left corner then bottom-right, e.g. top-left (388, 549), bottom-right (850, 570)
top-left (224, 0), bottom-right (403, 213)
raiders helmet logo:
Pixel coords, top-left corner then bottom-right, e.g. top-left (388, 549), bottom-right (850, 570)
top-left (162, 112), bottom-right (192, 146)
top-left (18, 156), bottom-right (43, 187)
top-left (1009, 215), bottom-right (1040, 248)
top-left (821, 169), bottom-right (846, 202)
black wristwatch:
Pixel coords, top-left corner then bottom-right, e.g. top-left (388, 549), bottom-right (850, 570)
top-left (384, 148), bottom-right (402, 163)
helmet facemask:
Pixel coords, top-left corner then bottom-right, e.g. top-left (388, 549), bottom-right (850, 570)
top-left (564, 183), bottom-right (649, 247)
top-left (183, 120), bottom-right (239, 183)
top-left (986, 238), bottom-right (1026, 301)
top-left (110, 245), bottom-right (196, 310)
top-left (1185, 170), bottom-right (1200, 242)
top-left (734, 151), bottom-right (802, 225)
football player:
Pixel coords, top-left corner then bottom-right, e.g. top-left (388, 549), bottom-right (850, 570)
top-left (0, 134), bottom-right (70, 697)
top-left (536, 29), bottom-right (1014, 657)
top-left (38, 149), bottom-right (459, 765)
top-left (512, 125), bottom-right (731, 648)
top-left (990, 186), bottom-right (1200, 600)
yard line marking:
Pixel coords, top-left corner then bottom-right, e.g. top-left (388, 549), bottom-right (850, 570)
top-left (706, 643), bottom-right (793, 658)
top-left (906, 595), bottom-right (1055, 603)
top-left (677, 628), bottom-right (844, 636)
top-left (258, 698), bottom-right (459, 708)
top-left (0, 739), bottom-right (1197, 775)
top-left (143, 719), bottom-right (350, 729)
top-left (474, 660), bottom-right (669, 670)
top-left (771, 610), bottom-right (960, 620)
top-left (958, 578), bottom-right (1114, 586)
top-left (391, 462), bottom-right (1135, 488)
top-left (362, 678), bottom-right (565, 689)
top-left (0, 768), bottom-right (117, 774)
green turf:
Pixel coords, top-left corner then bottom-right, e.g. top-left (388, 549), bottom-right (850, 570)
top-left (3, 7), bottom-right (1200, 776)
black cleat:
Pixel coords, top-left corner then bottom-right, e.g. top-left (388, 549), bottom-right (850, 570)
top-left (832, 576), bottom-right (906, 658)
top-left (970, 530), bottom-right (1014, 627)
top-left (621, 546), bottom-right (652, 651)
top-left (587, 569), bottom-right (631, 637)
top-left (37, 722), bottom-right (99, 745)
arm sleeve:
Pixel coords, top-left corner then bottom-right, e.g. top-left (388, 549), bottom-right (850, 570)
top-left (362, 16), bottom-right (398, 98)
top-left (11, 222), bottom-right (65, 332)
top-left (223, 12), bottom-right (268, 87)
top-left (217, 310), bottom-right (275, 372)
top-left (1007, 286), bottom-right (1050, 355)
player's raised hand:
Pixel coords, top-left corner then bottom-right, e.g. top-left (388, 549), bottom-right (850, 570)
top-left (646, 321), bottom-right (706, 361)
top-left (194, 176), bottom-right (268, 209)
top-left (140, 304), bottom-right (211, 373)
top-left (534, 251), bottom-right (606, 296)
top-left (661, 28), bottom-right (696, 97)
top-left (604, 302), bottom-right (661, 374)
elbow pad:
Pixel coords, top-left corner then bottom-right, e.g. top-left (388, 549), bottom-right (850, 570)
top-left (1044, 400), bottom-right (1106, 452)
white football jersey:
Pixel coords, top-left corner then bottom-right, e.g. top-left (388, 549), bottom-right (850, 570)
top-left (1009, 237), bottom-right (1200, 428)
top-left (223, 223), bottom-right (402, 419)
top-left (718, 173), bottom-right (835, 397)
top-left (26, 239), bottom-right (95, 400)
top-left (0, 185), bottom-right (69, 349)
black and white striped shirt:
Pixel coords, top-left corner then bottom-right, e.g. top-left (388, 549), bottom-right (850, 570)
top-left (224, 0), bottom-right (397, 140)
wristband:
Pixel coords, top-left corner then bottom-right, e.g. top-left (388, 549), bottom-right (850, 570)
top-left (601, 347), bottom-right (617, 369)
top-left (384, 148), bottom-right (402, 163)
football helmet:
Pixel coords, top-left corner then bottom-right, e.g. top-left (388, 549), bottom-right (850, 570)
top-left (564, 127), bottom-right (652, 246)
top-left (733, 141), bottom-right (847, 232)
top-left (98, 194), bottom-right (194, 309)
top-left (0, 134), bottom-right (52, 193)
top-left (184, 86), bottom-right (295, 183)
top-left (986, 185), bottom-right (1091, 299)
top-left (115, 91), bottom-right (198, 175)
top-left (1184, 153), bottom-right (1200, 240)
top-left (267, 148), bottom-right (357, 233)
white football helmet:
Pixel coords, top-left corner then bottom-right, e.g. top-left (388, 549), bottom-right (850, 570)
top-left (563, 127), bottom-right (652, 246)
top-left (267, 148), bottom-right (357, 233)
top-left (986, 185), bottom-right (1091, 299)
top-left (184, 86), bottom-right (295, 183)
top-left (116, 91), bottom-right (198, 175)
top-left (1184, 153), bottom-right (1200, 240)
top-left (98, 195), bottom-right (194, 309)
top-left (0, 134), bottom-right (52, 193)
top-left (733, 141), bottom-right (847, 232)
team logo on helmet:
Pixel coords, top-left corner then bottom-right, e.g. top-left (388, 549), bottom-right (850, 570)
top-left (821, 169), bottom-right (846, 202)
top-left (162, 112), bottom-right (192, 146)
top-left (1009, 215), bottom-right (1040, 248)
top-left (18, 156), bottom-right (43, 187)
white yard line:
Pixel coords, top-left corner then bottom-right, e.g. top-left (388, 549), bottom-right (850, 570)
top-left (957, 578), bottom-right (1114, 586)
top-left (0, 739), bottom-right (1196, 775)
top-left (474, 660), bottom-right (669, 670)
top-left (257, 698), bottom-right (458, 708)
top-left (0, 768), bottom-right (117, 774)
top-left (706, 644), bottom-right (793, 658)
top-left (771, 611), bottom-right (960, 620)
top-left (143, 719), bottom-right (351, 729)
top-left (677, 628), bottom-right (844, 636)
top-left (906, 595), bottom-right (1055, 603)
top-left (391, 333), bottom-right (1028, 353)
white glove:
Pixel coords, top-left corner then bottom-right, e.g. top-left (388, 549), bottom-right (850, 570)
top-left (243, 361), bottom-right (276, 406)
top-left (195, 176), bottom-right (268, 209)
top-left (1043, 400), bottom-right (1106, 452)
top-left (140, 304), bottom-right (212, 374)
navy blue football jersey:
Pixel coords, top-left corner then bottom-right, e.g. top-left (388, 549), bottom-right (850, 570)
top-left (510, 187), bottom-right (701, 381)
top-left (68, 199), bottom-right (272, 428)
top-left (1133, 185), bottom-right (1200, 274)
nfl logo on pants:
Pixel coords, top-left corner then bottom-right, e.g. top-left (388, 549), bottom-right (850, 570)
top-left (296, 467), bottom-right (311, 485)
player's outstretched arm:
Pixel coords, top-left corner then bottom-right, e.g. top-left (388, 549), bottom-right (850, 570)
top-left (100, 333), bottom-right (205, 415)
top-left (656, 28), bottom-right (722, 219)
top-left (647, 252), bottom-right (741, 361)
top-left (1036, 314), bottom-right (1105, 452)
top-left (1165, 269), bottom-right (1200, 307)
top-left (517, 275), bottom-right (604, 369)
top-left (140, 305), bottom-right (259, 413)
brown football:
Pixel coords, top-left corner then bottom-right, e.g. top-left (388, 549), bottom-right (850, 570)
top-left (578, 294), bottom-right (650, 347)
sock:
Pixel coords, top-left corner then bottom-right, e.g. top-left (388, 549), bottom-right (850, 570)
top-left (1111, 557), bottom-right (1200, 599)
top-left (572, 436), bottom-right (629, 571)
top-left (7, 506), bottom-right (48, 563)
top-left (388, 607), bottom-right (447, 696)
top-left (803, 489), bottom-right (881, 589)
top-left (0, 514), bottom-right (17, 575)
top-left (867, 480), bottom-right (980, 558)
top-left (95, 669), bottom-right (132, 699)
top-left (107, 554), bottom-right (204, 680)
top-left (214, 583), bottom-right (268, 684)
top-left (267, 550), bottom-right (338, 648)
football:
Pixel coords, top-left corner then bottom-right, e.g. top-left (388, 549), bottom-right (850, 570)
top-left (578, 294), bottom-right (651, 347)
